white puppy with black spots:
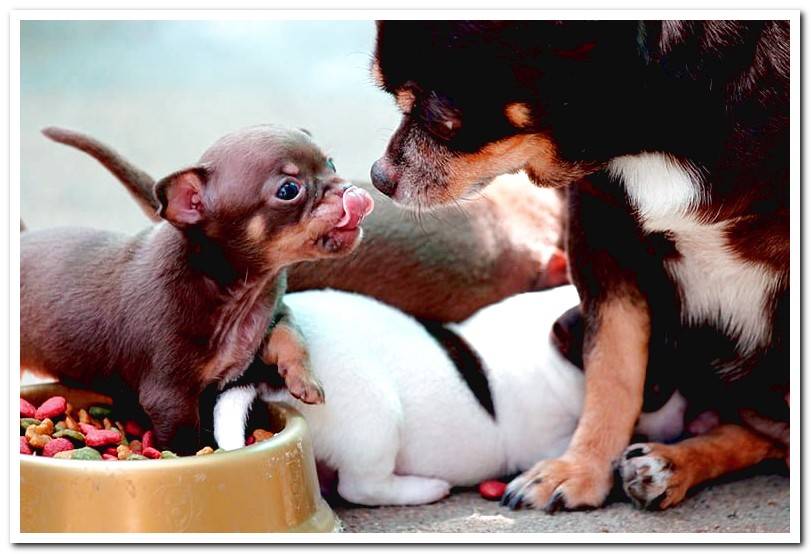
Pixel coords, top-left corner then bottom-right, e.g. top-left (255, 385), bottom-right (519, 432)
top-left (214, 286), bottom-right (685, 506)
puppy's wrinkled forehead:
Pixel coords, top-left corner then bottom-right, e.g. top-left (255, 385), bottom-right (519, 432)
top-left (200, 125), bottom-right (326, 186)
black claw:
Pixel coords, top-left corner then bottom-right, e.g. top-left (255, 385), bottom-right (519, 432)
top-left (500, 488), bottom-right (514, 507)
top-left (647, 491), bottom-right (668, 511)
top-left (624, 446), bottom-right (647, 459)
top-left (507, 490), bottom-right (524, 510)
top-left (544, 490), bottom-right (566, 514)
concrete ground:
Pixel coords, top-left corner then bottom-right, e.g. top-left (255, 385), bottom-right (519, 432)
top-left (332, 471), bottom-right (790, 533)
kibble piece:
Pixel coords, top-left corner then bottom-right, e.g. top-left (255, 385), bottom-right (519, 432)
top-left (64, 416), bottom-right (79, 432)
top-left (196, 446), bottom-right (214, 456)
top-left (124, 420), bottom-right (145, 437)
top-left (53, 429), bottom-right (85, 445)
top-left (20, 418), bottom-right (40, 434)
top-left (102, 418), bottom-right (113, 430)
top-left (54, 421), bottom-right (66, 432)
top-left (129, 440), bottom-right (142, 453)
top-left (88, 405), bottom-right (112, 420)
top-left (127, 454), bottom-right (148, 461)
top-left (26, 432), bottom-right (52, 449)
top-left (85, 429), bottom-right (122, 447)
top-left (35, 396), bottom-right (67, 421)
top-left (42, 438), bottom-right (74, 458)
top-left (102, 454), bottom-right (119, 461)
top-left (20, 437), bottom-right (32, 455)
top-left (20, 398), bottom-right (36, 418)
top-left (142, 447), bottom-right (161, 459)
top-left (36, 418), bottom-right (54, 436)
top-left (70, 447), bottom-right (103, 460)
top-left (79, 423), bottom-right (97, 435)
top-left (116, 445), bottom-right (133, 460)
top-left (160, 450), bottom-right (177, 459)
top-left (142, 430), bottom-right (155, 450)
top-left (78, 409), bottom-right (90, 424)
top-left (53, 451), bottom-right (74, 459)
top-left (252, 429), bottom-right (275, 443)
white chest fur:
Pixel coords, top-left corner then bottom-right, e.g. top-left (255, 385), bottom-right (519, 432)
top-left (608, 153), bottom-right (782, 357)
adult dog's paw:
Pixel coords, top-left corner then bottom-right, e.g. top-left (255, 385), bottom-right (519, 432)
top-left (618, 443), bottom-right (688, 510)
top-left (501, 456), bottom-right (613, 513)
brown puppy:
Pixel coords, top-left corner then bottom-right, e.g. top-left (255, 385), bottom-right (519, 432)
top-left (371, 21), bottom-right (789, 511)
top-left (43, 128), bottom-right (568, 323)
top-left (22, 125), bottom-right (373, 452)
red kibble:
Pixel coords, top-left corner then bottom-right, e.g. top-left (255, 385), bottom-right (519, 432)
top-left (35, 396), bottom-right (67, 421)
top-left (79, 423), bottom-right (98, 435)
top-left (142, 446), bottom-right (161, 459)
top-left (20, 398), bottom-right (36, 418)
top-left (103, 447), bottom-right (118, 457)
top-left (478, 480), bottom-right (507, 501)
top-left (42, 438), bottom-right (74, 458)
top-left (85, 429), bottom-right (122, 447)
top-left (102, 453), bottom-right (119, 461)
top-left (142, 430), bottom-right (154, 450)
top-left (20, 437), bottom-right (32, 455)
top-left (245, 435), bottom-right (256, 445)
top-left (124, 420), bottom-right (145, 437)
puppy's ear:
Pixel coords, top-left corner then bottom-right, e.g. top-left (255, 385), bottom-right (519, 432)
top-left (154, 166), bottom-right (209, 228)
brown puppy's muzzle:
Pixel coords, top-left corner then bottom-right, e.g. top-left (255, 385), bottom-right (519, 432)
top-left (370, 158), bottom-right (400, 198)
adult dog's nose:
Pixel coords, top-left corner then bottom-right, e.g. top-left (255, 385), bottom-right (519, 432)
top-left (370, 159), bottom-right (398, 197)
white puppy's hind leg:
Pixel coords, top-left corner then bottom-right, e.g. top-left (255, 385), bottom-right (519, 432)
top-left (213, 385), bottom-right (257, 450)
top-left (338, 472), bottom-right (451, 507)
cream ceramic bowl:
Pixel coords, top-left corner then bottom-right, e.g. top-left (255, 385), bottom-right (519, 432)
top-left (20, 383), bottom-right (339, 533)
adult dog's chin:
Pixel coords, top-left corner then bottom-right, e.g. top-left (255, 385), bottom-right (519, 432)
top-left (389, 178), bottom-right (490, 212)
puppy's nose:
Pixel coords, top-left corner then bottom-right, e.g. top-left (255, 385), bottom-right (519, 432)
top-left (370, 159), bottom-right (398, 197)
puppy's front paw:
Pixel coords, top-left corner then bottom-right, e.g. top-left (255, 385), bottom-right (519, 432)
top-left (501, 456), bottom-right (613, 513)
top-left (279, 365), bottom-right (325, 404)
top-left (618, 443), bottom-right (687, 510)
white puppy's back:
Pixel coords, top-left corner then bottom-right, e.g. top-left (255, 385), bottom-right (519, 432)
top-left (262, 287), bottom-right (584, 492)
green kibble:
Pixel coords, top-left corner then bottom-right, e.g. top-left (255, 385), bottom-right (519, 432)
top-left (70, 447), bottom-right (103, 461)
top-left (20, 418), bottom-right (40, 434)
top-left (54, 421), bottom-right (66, 432)
top-left (53, 451), bottom-right (74, 459)
top-left (159, 451), bottom-right (177, 459)
top-left (127, 454), bottom-right (148, 461)
top-left (214, 448), bottom-right (225, 454)
top-left (88, 405), bottom-right (113, 420)
top-left (53, 429), bottom-right (85, 444)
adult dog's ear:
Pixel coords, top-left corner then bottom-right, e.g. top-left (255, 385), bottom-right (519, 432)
top-left (154, 166), bottom-right (209, 228)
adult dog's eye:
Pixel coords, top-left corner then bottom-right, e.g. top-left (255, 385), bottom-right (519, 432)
top-left (425, 118), bottom-right (458, 141)
top-left (326, 158), bottom-right (336, 173)
top-left (276, 180), bottom-right (301, 201)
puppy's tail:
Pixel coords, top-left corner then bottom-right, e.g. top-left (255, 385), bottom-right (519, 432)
top-left (41, 126), bottom-right (160, 222)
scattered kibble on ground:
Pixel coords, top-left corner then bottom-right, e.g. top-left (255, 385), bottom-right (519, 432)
top-left (19, 395), bottom-right (275, 460)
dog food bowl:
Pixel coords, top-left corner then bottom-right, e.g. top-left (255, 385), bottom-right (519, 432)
top-left (20, 383), bottom-right (340, 533)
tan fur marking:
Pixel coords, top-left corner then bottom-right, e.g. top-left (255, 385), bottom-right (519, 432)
top-left (395, 89), bottom-right (416, 113)
top-left (505, 102), bottom-right (533, 128)
top-left (443, 134), bottom-right (556, 201)
top-left (246, 214), bottom-right (266, 242)
top-left (370, 59), bottom-right (384, 87)
top-left (572, 298), bottom-right (650, 459)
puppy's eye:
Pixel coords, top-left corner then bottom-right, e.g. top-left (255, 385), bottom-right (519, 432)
top-left (326, 158), bottom-right (336, 173)
top-left (275, 180), bottom-right (301, 201)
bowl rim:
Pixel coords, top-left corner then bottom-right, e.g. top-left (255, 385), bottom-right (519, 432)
top-left (20, 384), bottom-right (306, 471)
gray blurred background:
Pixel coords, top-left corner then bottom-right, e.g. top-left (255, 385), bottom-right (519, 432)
top-left (21, 20), bottom-right (399, 234)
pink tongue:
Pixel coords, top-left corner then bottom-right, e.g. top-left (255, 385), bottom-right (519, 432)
top-left (336, 186), bottom-right (374, 229)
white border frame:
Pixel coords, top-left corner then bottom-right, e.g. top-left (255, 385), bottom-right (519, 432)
top-left (8, 9), bottom-right (801, 544)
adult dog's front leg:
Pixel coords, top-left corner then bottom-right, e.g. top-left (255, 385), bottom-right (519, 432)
top-left (503, 295), bottom-right (649, 511)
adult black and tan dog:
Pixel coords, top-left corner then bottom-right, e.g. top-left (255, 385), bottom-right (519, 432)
top-left (370, 21), bottom-right (789, 511)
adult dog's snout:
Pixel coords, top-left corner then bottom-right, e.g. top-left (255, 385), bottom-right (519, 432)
top-left (370, 158), bottom-right (399, 198)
